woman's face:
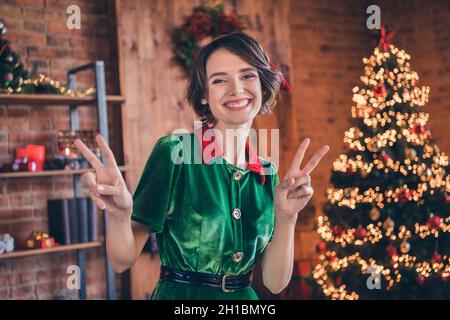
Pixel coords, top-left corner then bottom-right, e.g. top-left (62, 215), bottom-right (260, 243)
top-left (203, 48), bottom-right (263, 128)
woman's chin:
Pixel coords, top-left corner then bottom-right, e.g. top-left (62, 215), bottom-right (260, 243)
top-left (223, 114), bottom-right (256, 126)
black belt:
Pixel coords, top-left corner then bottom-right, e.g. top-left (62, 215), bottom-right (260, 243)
top-left (159, 265), bottom-right (253, 293)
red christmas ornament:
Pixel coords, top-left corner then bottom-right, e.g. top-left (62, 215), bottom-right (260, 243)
top-left (316, 242), bottom-right (327, 254)
top-left (6, 73), bottom-right (13, 81)
top-left (332, 226), bottom-right (344, 237)
top-left (417, 275), bottom-right (426, 285)
top-left (398, 189), bottom-right (412, 203)
top-left (379, 151), bottom-right (390, 163)
top-left (431, 252), bottom-right (442, 264)
top-left (386, 245), bottom-right (397, 258)
top-left (355, 226), bottom-right (367, 239)
top-left (377, 26), bottom-right (396, 52)
top-left (372, 83), bottom-right (387, 98)
top-left (412, 125), bottom-right (426, 135)
top-left (427, 215), bottom-right (442, 229)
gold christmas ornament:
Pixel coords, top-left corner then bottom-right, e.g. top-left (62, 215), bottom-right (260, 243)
top-left (369, 207), bottom-right (380, 221)
top-left (383, 217), bottom-right (395, 230)
top-left (400, 240), bottom-right (411, 254)
top-left (405, 148), bottom-right (417, 160)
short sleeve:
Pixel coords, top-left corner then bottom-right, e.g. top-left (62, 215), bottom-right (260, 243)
top-left (131, 135), bottom-right (183, 233)
top-left (268, 163), bottom-right (279, 243)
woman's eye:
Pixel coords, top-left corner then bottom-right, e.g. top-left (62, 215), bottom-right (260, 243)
top-left (212, 74), bottom-right (255, 84)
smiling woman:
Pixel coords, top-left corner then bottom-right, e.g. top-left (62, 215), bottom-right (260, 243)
top-left (74, 31), bottom-right (329, 300)
top-left (186, 32), bottom-right (282, 128)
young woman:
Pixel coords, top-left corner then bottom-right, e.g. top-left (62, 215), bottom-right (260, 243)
top-left (74, 32), bottom-right (329, 300)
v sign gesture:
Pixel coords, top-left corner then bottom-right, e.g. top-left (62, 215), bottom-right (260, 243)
top-left (274, 138), bottom-right (329, 224)
top-left (74, 135), bottom-right (133, 219)
top-left (262, 139), bottom-right (329, 294)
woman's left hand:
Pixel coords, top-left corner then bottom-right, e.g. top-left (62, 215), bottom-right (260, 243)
top-left (274, 138), bottom-right (329, 224)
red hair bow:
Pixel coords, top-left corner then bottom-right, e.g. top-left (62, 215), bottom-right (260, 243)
top-left (269, 59), bottom-right (292, 92)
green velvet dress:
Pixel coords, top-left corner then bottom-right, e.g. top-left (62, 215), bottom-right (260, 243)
top-left (131, 129), bottom-right (279, 300)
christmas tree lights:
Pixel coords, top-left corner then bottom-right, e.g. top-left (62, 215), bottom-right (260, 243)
top-left (313, 28), bottom-right (450, 299)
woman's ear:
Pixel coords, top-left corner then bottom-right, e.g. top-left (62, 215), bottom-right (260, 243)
top-left (201, 98), bottom-right (208, 105)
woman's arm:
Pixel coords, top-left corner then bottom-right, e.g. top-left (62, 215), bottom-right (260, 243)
top-left (261, 139), bottom-right (329, 294)
top-left (261, 216), bottom-right (296, 294)
top-left (75, 135), bottom-right (150, 273)
top-left (106, 215), bottom-right (150, 273)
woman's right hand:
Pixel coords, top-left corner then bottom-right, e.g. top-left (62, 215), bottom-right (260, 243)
top-left (74, 135), bottom-right (133, 219)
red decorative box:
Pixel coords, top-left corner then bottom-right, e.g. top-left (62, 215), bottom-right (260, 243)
top-left (24, 231), bottom-right (57, 249)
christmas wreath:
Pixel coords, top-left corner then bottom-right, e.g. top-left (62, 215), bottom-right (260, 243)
top-left (172, 3), bottom-right (246, 75)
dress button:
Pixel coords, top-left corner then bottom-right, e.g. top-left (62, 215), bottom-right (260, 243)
top-left (232, 208), bottom-right (241, 220)
top-left (232, 252), bottom-right (244, 263)
top-left (233, 170), bottom-right (243, 181)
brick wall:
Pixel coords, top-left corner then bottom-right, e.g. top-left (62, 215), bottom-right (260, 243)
top-left (0, 0), bottom-right (121, 299)
top-left (290, 0), bottom-right (368, 266)
top-left (290, 0), bottom-right (450, 296)
top-left (1, 0), bottom-right (448, 300)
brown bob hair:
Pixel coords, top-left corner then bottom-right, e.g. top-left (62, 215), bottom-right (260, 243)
top-left (186, 32), bottom-right (282, 126)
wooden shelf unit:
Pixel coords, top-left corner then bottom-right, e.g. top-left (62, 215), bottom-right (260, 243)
top-left (0, 93), bottom-right (124, 105)
top-left (0, 166), bottom-right (128, 179)
top-left (0, 61), bottom-right (124, 300)
top-left (0, 242), bottom-right (103, 261)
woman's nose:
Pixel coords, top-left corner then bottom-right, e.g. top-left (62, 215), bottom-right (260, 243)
top-left (229, 78), bottom-right (245, 95)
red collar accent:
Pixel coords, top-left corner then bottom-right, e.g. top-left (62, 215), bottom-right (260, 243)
top-left (195, 125), bottom-right (266, 185)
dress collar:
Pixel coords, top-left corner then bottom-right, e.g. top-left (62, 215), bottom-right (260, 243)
top-left (194, 125), bottom-right (266, 185)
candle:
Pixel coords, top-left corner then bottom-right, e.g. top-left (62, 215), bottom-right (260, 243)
top-left (26, 145), bottom-right (45, 172)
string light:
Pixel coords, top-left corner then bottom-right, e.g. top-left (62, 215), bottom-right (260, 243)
top-left (317, 215), bottom-right (450, 246)
top-left (314, 41), bottom-right (450, 299)
top-left (4, 74), bottom-right (95, 97)
top-left (313, 252), bottom-right (450, 300)
top-left (326, 181), bottom-right (442, 209)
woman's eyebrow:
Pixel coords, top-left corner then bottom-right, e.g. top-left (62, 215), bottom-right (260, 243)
top-left (208, 67), bottom-right (257, 80)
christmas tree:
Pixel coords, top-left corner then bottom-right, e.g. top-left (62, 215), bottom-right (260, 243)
top-left (0, 19), bottom-right (93, 96)
top-left (0, 20), bottom-right (29, 92)
top-left (313, 27), bottom-right (450, 300)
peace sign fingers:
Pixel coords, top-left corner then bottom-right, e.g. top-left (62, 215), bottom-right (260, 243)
top-left (285, 138), bottom-right (310, 177)
top-left (74, 138), bottom-right (103, 171)
top-left (95, 134), bottom-right (119, 169)
top-left (301, 145), bottom-right (329, 175)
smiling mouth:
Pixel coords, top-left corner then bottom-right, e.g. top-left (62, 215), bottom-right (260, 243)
top-left (223, 98), bottom-right (252, 111)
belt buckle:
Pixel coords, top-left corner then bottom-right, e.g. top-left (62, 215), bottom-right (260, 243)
top-left (221, 274), bottom-right (235, 293)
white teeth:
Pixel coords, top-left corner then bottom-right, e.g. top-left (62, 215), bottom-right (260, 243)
top-left (224, 99), bottom-right (250, 108)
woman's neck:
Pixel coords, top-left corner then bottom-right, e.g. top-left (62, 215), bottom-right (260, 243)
top-left (213, 122), bottom-right (252, 169)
